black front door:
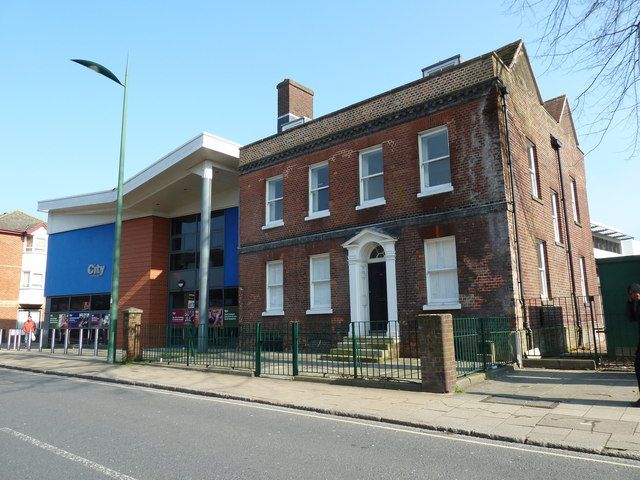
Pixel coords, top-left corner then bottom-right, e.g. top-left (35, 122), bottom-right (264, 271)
top-left (368, 262), bottom-right (388, 332)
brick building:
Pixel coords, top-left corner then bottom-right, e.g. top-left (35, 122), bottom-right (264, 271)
top-left (238, 40), bottom-right (597, 339)
top-left (0, 211), bottom-right (48, 330)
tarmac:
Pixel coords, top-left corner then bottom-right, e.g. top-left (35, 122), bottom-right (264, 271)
top-left (1, 350), bottom-right (640, 461)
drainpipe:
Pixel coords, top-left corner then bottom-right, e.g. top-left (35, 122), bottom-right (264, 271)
top-left (500, 85), bottom-right (530, 351)
top-left (551, 137), bottom-right (583, 346)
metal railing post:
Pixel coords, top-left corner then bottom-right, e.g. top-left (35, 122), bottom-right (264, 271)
top-left (480, 318), bottom-right (487, 371)
top-left (51, 329), bottom-right (56, 353)
top-left (94, 328), bottom-right (99, 356)
top-left (0, 329), bottom-right (3, 349)
top-left (79, 328), bottom-right (84, 356)
top-left (588, 295), bottom-right (600, 367)
top-left (38, 329), bottom-right (43, 352)
top-left (255, 322), bottom-right (262, 377)
top-left (64, 329), bottom-right (69, 354)
top-left (351, 323), bottom-right (359, 378)
top-left (292, 322), bottom-right (299, 376)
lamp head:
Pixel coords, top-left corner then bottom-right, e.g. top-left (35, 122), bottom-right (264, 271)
top-left (177, 279), bottom-right (185, 289)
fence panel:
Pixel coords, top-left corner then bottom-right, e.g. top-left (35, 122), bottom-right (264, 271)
top-left (453, 317), bottom-right (515, 377)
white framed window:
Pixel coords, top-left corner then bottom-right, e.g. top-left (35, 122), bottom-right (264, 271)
top-left (307, 254), bottom-right (332, 314)
top-left (536, 240), bottom-right (550, 299)
top-left (263, 176), bottom-right (284, 229)
top-left (31, 273), bottom-right (43, 288)
top-left (551, 190), bottom-right (562, 243)
top-left (264, 260), bottom-right (284, 316)
top-left (579, 256), bottom-right (588, 301)
top-left (423, 236), bottom-right (460, 310)
top-left (21, 272), bottom-right (43, 288)
top-left (306, 162), bottom-right (329, 220)
top-left (357, 146), bottom-right (385, 209)
top-left (34, 237), bottom-right (46, 252)
top-left (527, 141), bottom-right (540, 198)
top-left (418, 126), bottom-right (453, 197)
top-left (570, 177), bottom-right (580, 224)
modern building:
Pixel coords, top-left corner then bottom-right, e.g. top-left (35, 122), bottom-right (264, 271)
top-left (591, 221), bottom-right (640, 259)
top-left (238, 40), bottom-right (598, 338)
top-left (0, 211), bottom-right (48, 330)
top-left (38, 133), bottom-right (240, 345)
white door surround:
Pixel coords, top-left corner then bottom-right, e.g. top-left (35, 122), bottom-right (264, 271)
top-left (342, 229), bottom-right (398, 336)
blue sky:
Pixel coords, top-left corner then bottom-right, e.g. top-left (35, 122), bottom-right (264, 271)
top-left (1, 1), bottom-right (637, 238)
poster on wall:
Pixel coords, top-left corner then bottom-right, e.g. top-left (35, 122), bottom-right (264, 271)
top-left (79, 313), bottom-right (90, 328)
top-left (91, 313), bottom-right (102, 327)
top-left (223, 307), bottom-right (238, 323)
top-left (208, 307), bottom-right (224, 327)
top-left (49, 313), bottom-right (61, 328)
top-left (171, 310), bottom-right (185, 325)
top-left (67, 313), bottom-right (81, 328)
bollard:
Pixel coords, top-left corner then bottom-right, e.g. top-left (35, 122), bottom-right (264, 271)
top-left (64, 329), bottom-right (69, 354)
top-left (51, 329), bottom-right (56, 353)
top-left (79, 328), bottom-right (84, 356)
top-left (94, 328), bottom-right (99, 356)
top-left (38, 330), bottom-right (43, 352)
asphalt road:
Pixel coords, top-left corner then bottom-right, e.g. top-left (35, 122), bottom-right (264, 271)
top-left (1, 368), bottom-right (640, 480)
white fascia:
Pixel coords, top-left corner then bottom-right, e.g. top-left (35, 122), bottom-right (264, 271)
top-left (38, 132), bottom-right (241, 213)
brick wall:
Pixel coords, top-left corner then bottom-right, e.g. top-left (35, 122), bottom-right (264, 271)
top-left (118, 216), bottom-right (169, 346)
top-left (0, 233), bottom-right (22, 329)
top-left (240, 91), bottom-right (505, 248)
top-left (499, 53), bottom-right (598, 303)
top-left (238, 210), bottom-right (514, 327)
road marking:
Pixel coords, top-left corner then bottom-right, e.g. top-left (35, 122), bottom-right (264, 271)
top-left (0, 427), bottom-right (138, 480)
top-left (12, 370), bottom-right (640, 470)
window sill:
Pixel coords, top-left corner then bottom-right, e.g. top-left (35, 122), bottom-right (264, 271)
top-left (422, 303), bottom-right (461, 311)
top-left (417, 184), bottom-right (453, 198)
top-left (304, 211), bottom-right (330, 221)
top-left (356, 198), bottom-right (386, 210)
top-left (554, 241), bottom-right (565, 248)
top-left (262, 220), bottom-right (284, 230)
top-left (262, 310), bottom-right (285, 317)
top-left (574, 221), bottom-right (582, 228)
top-left (531, 196), bottom-right (544, 206)
top-left (306, 308), bottom-right (333, 315)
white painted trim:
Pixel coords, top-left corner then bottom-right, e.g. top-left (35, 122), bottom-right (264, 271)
top-left (309, 253), bottom-right (331, 312)
top-left (265, 175), bottom-right (284, 226)
top-left (417, 184), bottom-right (453, 198)
top-left (424, 236), bottom-right (460, 307)
top-left (304, 211), bottom-right (330, 221)
top-left (306, 309), bottom-right (333, 315)
top-left (418, 126), bottom-right (451, 193)
top-left (38, 132), bottom-right (240, 213)
top-left (262, 220), bottom-right (284, 230)
top-left (358, 145), bottom-right (384, 206)
top-left (422, 303), bottom-right (461, 311)
top-left (308, 161), bottom-right (329, 218)
top-left (356, 198), bottom-right (386, 210)
top-left (262, 310), bottom-right (285, 317)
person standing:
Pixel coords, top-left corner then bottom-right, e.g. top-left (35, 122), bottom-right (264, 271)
top-left (22, 315), bottom-right (37, 347)
top-left (626, 283), bottom-right (640, 405)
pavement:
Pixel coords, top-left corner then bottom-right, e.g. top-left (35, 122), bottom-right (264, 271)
top-left (1, 351), bottom-right (640, 461)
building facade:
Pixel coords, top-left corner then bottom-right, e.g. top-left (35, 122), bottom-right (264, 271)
top-left (0, 211), bottom-right (48, 330)
top-left (38, 134), bottom-right (241, 346)
top-left (238, 41), bottom-right (598, 336)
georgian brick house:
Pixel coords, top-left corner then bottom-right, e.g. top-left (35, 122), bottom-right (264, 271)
top-left (237, 40), bottom-right (597, 338)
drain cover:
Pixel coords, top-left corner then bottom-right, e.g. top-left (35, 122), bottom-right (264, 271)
top-left (481, 395), bottom-right (558, 409)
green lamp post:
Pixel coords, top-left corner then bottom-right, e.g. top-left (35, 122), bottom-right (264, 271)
top-left (72, 58), bottom-right (128, 364)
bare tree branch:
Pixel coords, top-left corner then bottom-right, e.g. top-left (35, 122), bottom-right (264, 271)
top-left (509, 0), bottom-right (640, 156)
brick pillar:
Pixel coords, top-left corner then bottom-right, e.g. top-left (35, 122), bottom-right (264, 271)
top-left (123, 307), bottom-right (143, 361)
top-left (417, 314), bottom-right (456, 393)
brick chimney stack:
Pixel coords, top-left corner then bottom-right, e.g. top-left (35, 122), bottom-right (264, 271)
top-left (277, 79), bottom-right (314, 133)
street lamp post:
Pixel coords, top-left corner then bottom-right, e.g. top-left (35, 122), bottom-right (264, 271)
top-left (72, 58), bottom-right (128, 364)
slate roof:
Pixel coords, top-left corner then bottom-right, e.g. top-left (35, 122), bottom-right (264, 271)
top-left (0, 211), bottom-right (46, 233)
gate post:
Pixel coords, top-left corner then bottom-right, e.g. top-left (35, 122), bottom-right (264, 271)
top-left (417, 314), bottom-right (456, 393)
top-left (123, 308), bottom-right (143, 361)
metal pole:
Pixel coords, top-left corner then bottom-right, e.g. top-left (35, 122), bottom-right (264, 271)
top-left (0, 329), bottom-right (3, 349)
top-left (64, 329), bottom-right (69, 354)
top-left (79, 328), bottom-right (84, 356)
top-left (107, 60), bottom-right (129, 364)
top-left (51, 329), bottom-right (55, 353)
top-left (198, 162), bottom-right (213, 352)
top-left (292, 322), bottom-right (299, 376)
top-left (94, 329), bottom-right (99, 356)
top-left (38, 329), bottom-right (43, 352)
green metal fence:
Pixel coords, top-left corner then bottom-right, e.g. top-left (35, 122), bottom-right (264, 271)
top-left (140, 320), bottom-right (421, 382)
top-left (453, 317), bottom-right (515, 377)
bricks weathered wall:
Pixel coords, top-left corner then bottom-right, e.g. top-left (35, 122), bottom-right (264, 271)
top-left (0, 233), bottom-right (22, 329)
top-left (497, 50), bottom-right (598, 307)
